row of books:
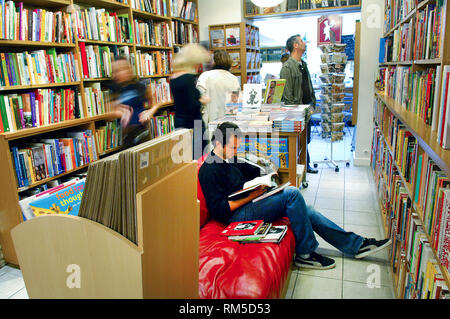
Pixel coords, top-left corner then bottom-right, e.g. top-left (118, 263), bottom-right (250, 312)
top-left (391, 22), bottom-right (413, 62)
top-left (437, 66), bottom-right (450, 149)
top-left (0, 88), bottom-right (82, 133)
top-left (172, 20), bottom-right (198, 45)
top-left (84, 83), bottom-right (112, 117)
top-left (142, 77), bottom-right (171, 105)
top-left (134, 50), bottom-right (172, 76)
top-left (95, 120), bottom-right (122, 154)
top-left (245, 25), bottom-right (259, 48)
top-left (404, 217), bottom-right (449, 299)
top-left (384, 0), bottom-right (416, 34)
top-left (384, 66), bottom-right (439, 127)
top-left (148, 111), bottom-right (174, 139)
top-left (73, 7), bottom-right (133, 44)
top-left (78, 43), bottom-right (114, 79)
top-left (414, 2), bottom-right (445, 61)
top-left (19, 177), bottom-right (85, 221)
top-left (134, 20), bottom-right (172, 47)
top-left (0, 2), bottom-right (74, 43)
top-left (371, 127), bottom-right (450, 298)
top-left (11, 129), bottom-right (98, 188)
top-left (246, 0), bottom-right (360, 15)
top-left (170, 0), bottom-right (196, 21)
top-left (0, 49), bottom-right (80, 87)
top-left (246, 51), bottom-right (261, 70)
top-left (131, 0), bottom-right (169, 16)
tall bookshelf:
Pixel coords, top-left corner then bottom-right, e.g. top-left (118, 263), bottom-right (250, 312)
top-left (372, 0), bottom-right (450, 299)
top-left (208, 22), bottom-right (261, 87)
top-left (0, 0), bottom-right (199, 265)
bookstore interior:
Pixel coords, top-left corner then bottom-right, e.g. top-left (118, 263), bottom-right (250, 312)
top-left (0, 0), bottom-right (449, 302)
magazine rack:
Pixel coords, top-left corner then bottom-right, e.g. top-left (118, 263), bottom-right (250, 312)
top-left (11, 141), bottom-right (200, 298)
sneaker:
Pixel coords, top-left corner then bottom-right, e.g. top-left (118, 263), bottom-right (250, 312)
top-left (307, 167), bottom-right (319, 174)
top-left (354, 238), bottom-right (392, 259)
top-left (294, 252), bottom-right (336, 270)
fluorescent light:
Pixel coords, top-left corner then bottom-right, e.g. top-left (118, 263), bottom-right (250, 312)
top-left (251, 0), bottom-right (284, 8)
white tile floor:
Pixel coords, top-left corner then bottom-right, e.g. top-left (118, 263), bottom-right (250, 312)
top-left (0, 126), bottom-right (394, 299)
top-left (285, 126), bottom-right (395, 299)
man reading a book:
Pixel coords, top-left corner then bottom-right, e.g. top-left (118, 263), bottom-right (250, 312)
top-left (199, 122), bottom-right (391, 269)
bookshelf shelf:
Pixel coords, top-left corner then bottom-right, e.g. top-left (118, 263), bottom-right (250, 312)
top-left (0, 113), bottom-right (118, 141)
top-left (139, 74), bottom-right (171, 79)
top-left (0, 40), bottom-right (75, 48)
top-left (132, 9), bottom-right (171, 21)
top-left (82, 78), bottom-right (112, 82)
top-left (17, 163), bottom-right (91, 193)
top-left (171, 16), bottom-right (198, 25)
top-left (244, 3), bottom-right (361, 19)
top-left (0, 82), bottom-right (81, 92)
top-left (135, 45), bottom-right (173, 50)
top-left (78, 39), bottom-right (134, 46)
top-left (376, 92), bottom-right (450, 177)
top-left (75, 0), bottom-right (130, 9)
top-left (19, 0), bottom-right (71, 7)
top-left (413, 58), bottom-right (442, 65)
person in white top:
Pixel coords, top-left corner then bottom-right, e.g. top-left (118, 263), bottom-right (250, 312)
top-left (197, 50), bottom-right (241, 145)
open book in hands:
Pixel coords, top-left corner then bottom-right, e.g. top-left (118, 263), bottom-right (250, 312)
top-left (228, 172), bottom-right (291, 202)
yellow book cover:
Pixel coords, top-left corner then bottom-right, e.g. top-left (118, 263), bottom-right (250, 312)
top-left (264, 79), bottom-right (286, 104)
top-left (40, 10), bottom-right (46, 42)
top-left (25, 149), bottom-right (36, 184)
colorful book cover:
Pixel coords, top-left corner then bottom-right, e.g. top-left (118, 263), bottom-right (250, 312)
top-left (225, 27), bottom-right (240, 46)
top-left (210, 29), bottom-right (224, 48)
top-left (27, 179), bottom-right (85, 220)
top-left (264, 79), bottom-right (286, 104)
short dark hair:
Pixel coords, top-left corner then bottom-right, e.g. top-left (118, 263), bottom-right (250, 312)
top-left (286, 34), bottom-right (301, 53)
top-left (211, 122), bottom-right (242, 146)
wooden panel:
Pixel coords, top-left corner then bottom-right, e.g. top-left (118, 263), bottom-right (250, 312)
top-left (137, 162), bottom-right (199, 299)
top-left (11, 215), bottom-right (143, 298)
top-left (0, 138), bottom-right (21, 264)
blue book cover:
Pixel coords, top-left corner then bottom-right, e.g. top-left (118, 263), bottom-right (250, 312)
top-left (379, 38), bottom-right (386, 63)
top-left (18, 152), bottom-right (29, 186)
top-left (27, 180), bottom-right (85, 219)
top-left (11, 147), bottom-right (24, 187)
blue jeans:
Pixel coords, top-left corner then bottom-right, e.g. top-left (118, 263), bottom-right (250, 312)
top-left (228, 186), bottom-right (364, 256)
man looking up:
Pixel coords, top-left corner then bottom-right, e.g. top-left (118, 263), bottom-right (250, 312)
top-left (280, 34), bottom-right (318, 174)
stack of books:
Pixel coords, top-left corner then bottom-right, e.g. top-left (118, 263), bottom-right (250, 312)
top-left (222, 220), bottom-right (287, 244)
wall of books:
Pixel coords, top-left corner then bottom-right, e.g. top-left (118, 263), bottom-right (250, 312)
top-left (371, 0), bottom-right (450, 299)
top-left (209, 22), bottom-right (261, 87)
top-left (244, 0), bottom-right (361, 18)
top-left (0, 0), bottom-right (199, 264)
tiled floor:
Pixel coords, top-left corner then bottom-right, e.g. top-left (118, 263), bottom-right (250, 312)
top-left (285, 127), bottom-right (395, 299)
top-left (0, 126), bottom-right (394, 299)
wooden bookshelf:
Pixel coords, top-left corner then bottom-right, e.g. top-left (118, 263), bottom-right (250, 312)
top-left (209, 22), bottom-right (261, 87)
top-left (372, 0), bottom-right (450, 298)
top-left (0, 0), bottom-right (200, 265)
top-left (243, 0), bottom-right (361, 19)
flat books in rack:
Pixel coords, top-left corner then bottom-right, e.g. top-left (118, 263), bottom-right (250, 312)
top-left (226, 27), bottom-right (240, 46)
top-left (210, 29), bottom-right (225, 48)
top-left (221, 220), bottom-right (264, 236)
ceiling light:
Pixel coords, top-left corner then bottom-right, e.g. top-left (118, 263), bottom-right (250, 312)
top-left (251, 0), bottom-right (284, 7)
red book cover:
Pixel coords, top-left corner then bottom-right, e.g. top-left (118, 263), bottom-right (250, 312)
top-left (221, 220), bottom-right (264, 236)
top-left (0, 107), bottom-right (4, 133)
top-left (42, 144), bottom-right (50, 176)
top-left (440, 72), bottom-right (450, 146)
top-left (78, 41), bottom-right (89, 79)
top-left (64, 89), bottom-right (69, 121)
top-left (45, 52), bottom-right (54, 83)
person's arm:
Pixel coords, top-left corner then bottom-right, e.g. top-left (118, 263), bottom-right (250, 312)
top-left (228, 185), bottom-right (267, 212)
top-left (139, 85), bottom-right (172, 123)
top-left (280, 64), bottom-right (296, 105)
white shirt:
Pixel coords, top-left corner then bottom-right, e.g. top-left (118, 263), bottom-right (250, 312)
top-left (196, 69), bottom-right (241, 126)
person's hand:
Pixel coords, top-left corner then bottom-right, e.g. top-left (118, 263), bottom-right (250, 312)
top-left (119, 105), bottom-right (133, 128)
top-left (248, 185), bottom-right (268, 200)
top-left (139, 108), bottom-right (156, 124)
top-left (199, 95), bottom-right (211, 104)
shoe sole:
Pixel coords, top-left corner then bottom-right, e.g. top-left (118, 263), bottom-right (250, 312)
top-left (294, 261), bottom-right (336, 270)
top-left (354, 239), bottom-right (392, 259)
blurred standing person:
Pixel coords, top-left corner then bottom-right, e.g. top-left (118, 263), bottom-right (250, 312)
top-left (196, 49), bottom-right (241, 149)
top-left (170, 44), bottom-right (211, 159)
top-left (109, 57), bottom-right (161, 148)
top-left (280, 35), bottom-right (318, 174)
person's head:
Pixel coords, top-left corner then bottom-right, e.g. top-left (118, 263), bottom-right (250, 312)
top-left (172, 43), bottom-right (211, 73)
top-left (213, 50), bottom-right (233, 71)
top-left (286, 34), bottom-right (306, 55)
top-left (280, 52), bottom-right (290, 63)
top-left (112, 57), bottom-right (135, 84)
top-left (211, 122), bottom-right (243, 159)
